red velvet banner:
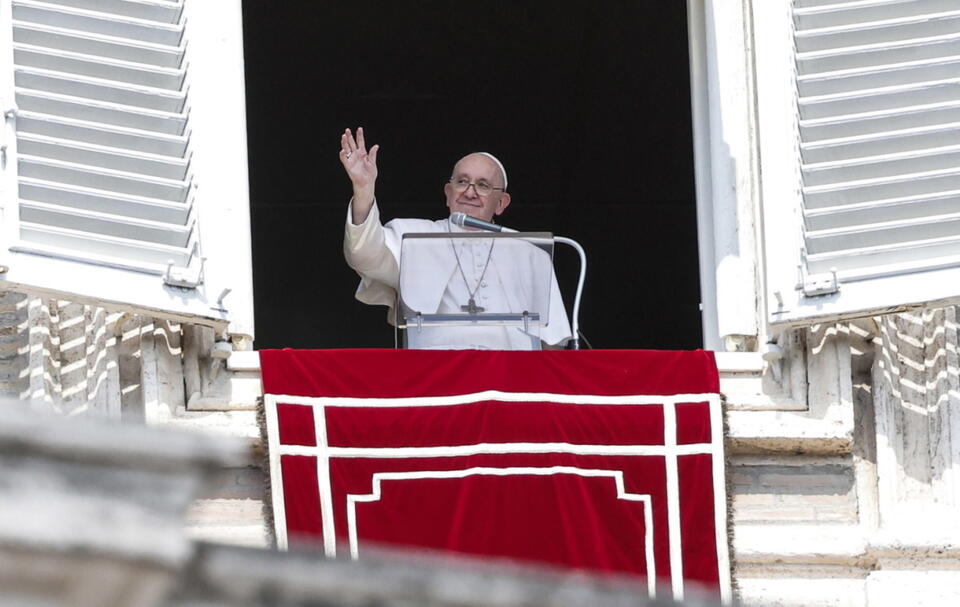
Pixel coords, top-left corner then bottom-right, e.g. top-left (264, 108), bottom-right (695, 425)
top-left (261, 349), bottom-right (730, 602)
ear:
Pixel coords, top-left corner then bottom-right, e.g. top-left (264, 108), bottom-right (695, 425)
top-left (444, 183), bottom-right (454, 211)
top-left (494, 192), bottom-right (511, 216)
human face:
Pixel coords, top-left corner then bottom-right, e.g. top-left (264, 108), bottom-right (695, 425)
top-left (444, 154), bottom-right (511, 222)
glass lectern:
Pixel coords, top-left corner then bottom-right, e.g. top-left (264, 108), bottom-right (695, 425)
top-left (397, 232), bottom-right (555, 350)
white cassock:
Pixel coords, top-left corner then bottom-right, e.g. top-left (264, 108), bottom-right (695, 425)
top-left (344, 201), bottom-right (572, 349)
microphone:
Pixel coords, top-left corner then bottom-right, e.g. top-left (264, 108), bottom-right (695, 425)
top-left (449, 212), bottom-right (517, 233)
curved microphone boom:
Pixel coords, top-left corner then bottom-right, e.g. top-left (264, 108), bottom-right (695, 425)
top-left (449, 212), bottom-right (517, 233)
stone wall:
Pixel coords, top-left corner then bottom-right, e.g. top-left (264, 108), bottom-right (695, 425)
top-left (0, 290), bottom-right (268, 549)
top-left (732, 307), bottom-right (960, 607)
top-left (732, 455), bottom-right (858, 525)
top-left (6, 288), bottom-right (960, 605)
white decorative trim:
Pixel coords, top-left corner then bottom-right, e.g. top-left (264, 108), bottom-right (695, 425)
top-left (314, 404), bottom-right (336, 558)
top-left (278, 443), bottom-right (717, 458)
top-left (710, 390), bottom-right (733, 605)
top-left (345, 466), bottom-right (657, 599)
top-left (265, 390), bottom-right (720, 408)
top-left (265, 390), bottom-right (729, 602)
top-left (263, 396), bottom-right (288, 550)
top-left (664, 401), bottom-right (685, 600)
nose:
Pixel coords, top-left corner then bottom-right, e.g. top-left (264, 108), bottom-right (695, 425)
top-left (462, 183), bottom-right (480, 198)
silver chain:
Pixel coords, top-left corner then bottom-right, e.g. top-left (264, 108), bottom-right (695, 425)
top-left (447, 219), bottom-right (495, 306)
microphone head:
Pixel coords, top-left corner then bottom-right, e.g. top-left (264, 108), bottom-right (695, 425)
top-left (450, 212), bottom-right (468, 227)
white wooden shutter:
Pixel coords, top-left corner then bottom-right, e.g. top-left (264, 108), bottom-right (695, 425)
top-left (756, 0), bottom-right (960, 327)
top-left (0, 0), bottom-right (253, 338)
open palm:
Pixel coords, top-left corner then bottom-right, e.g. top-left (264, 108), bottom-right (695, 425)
top-left (339, 127), bottom-right (379, 190)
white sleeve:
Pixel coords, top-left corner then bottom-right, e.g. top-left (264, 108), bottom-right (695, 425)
top-left (343, 200), bottom-right (400, 322)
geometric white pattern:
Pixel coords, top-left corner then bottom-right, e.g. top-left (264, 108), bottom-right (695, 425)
top-left (264, 390), bottom-right (731, 604)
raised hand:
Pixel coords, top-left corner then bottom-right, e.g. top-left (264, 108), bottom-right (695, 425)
top-left (340, 127), bottom-right (379, 225)
top-left (340, 127), bottom-right (379, 189)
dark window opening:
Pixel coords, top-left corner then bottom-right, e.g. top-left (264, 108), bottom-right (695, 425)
top-left (243, 1), bottom-right (701, 349)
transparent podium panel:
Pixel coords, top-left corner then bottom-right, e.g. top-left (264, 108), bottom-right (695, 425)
top-left (397, 231), bottom-right (555, 350)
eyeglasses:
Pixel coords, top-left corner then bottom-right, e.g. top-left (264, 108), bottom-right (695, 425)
top-left (448, 178), bottom-right (504, 197)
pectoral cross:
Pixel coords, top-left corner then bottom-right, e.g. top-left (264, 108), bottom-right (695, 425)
top-left (461, 298), bottom-right (485, 314)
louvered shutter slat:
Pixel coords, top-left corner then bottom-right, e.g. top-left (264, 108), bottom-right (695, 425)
top-left (799, 35), bottom-right (960, 73)
top-left (801, 123), bottom-right (960, 163)
top-left (13, 2), bottom-right (183, 46)
top-left (20, 222), bottom-right (192, 266)
top-left (795, 0), bottom-right (960, 29)
top-left (20, 178), bottom-right (189, 223)
top-left (20, 200), bottom-right (191, 246)
top-left (16, 68), bottom-right (186, 111)
top-left (20, 157), bottom-right (188, 200)
top-left (801, 102), bottom-right (960, 139)
top-left (33, 0), bottom-right (184, 24)
top-left (16, 91), bottom-right (187, 134)
top-left (14, 45), bottom-right (185, 89)
top-left (801, 81), bottom-right (960, 119)
top-left (806, 213), bottom-right (960, 253)
top-left (13, 23), bottom-right (185, 67)
top-left (803, 147), bottom-right (960, 185)
top-left (795, 12), bottom-right (960, 52)
top-left (804, 169), bottom-right (960, 208)
top-left (806, 237), bottom-right (959, 276)
top-left (16, 111), bottom-right (188, 155)
top-left (18, 134), bottom-right (189, 178)
top-left (805, 192), bottom-right (960, 229)
top-left (798, 57), bottom-right (960, 98)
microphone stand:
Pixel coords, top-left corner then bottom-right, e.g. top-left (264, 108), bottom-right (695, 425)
top-left (553, 236), bottom-right (586, 350)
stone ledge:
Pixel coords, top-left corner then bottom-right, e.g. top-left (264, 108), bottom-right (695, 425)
top-left (735, 524), bottom-right (868, 568)
top-left (734, 523), bottom-right (960, 573)
top-left (727, 409), bottom-right (853, 455)
top-left (0, 405), bottom-right (249, 568)
top-left (175, 542), bottom-right (713, 607)
top-left (1, 404), bottom-right (248, 471)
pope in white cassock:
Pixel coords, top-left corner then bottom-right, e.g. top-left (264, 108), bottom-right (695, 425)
top-left (340, 127), bottom-right (572, 349)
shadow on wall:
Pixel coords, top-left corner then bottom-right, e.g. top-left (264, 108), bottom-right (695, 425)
top-left (874, 306), bottom-right (960, 486)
